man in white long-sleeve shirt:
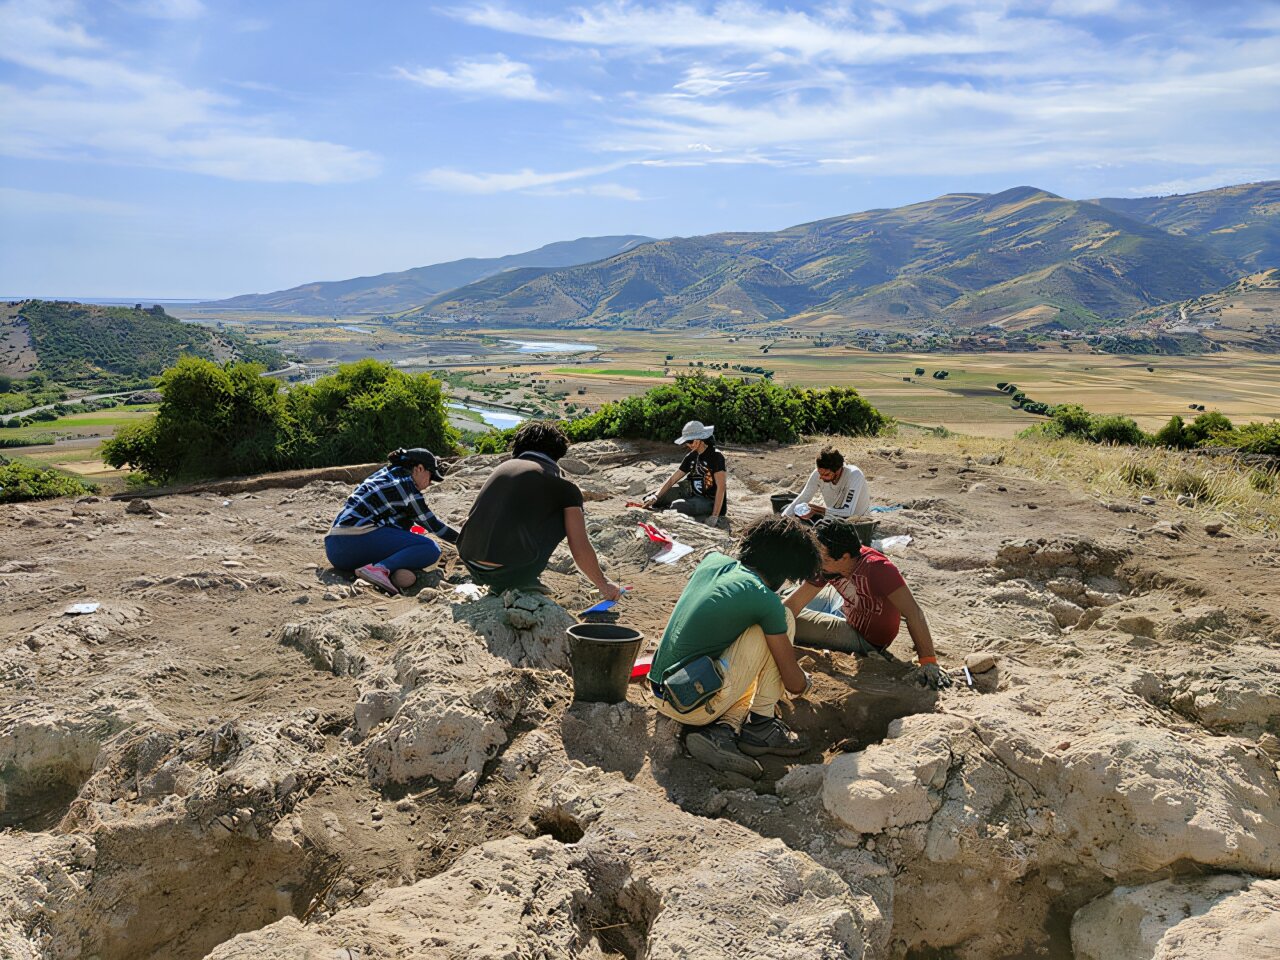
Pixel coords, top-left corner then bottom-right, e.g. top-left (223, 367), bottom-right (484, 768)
top-left (783, 446), bottom-right (869, 520)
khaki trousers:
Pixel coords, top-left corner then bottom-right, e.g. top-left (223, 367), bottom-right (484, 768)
top-left (655, 610), bottom-right (795, 731)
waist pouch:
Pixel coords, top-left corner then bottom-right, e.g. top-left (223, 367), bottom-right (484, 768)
top-left (661, 655), bottom-right (726, 714)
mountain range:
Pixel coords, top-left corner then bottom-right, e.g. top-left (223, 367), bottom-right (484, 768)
top-left (200, 235), bottom-right (651, 315)
top-left (211, 181), bottom-right (1279, 333)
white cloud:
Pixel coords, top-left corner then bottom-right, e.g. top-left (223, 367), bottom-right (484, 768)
top-left (533, 182), bottom-right (644, 200)
top-left (0, 185), bottom-right (137, 215)
top-left (396, 55), bottom-right (555, 101)
top-left (118, 0), bottom-right (205, 19)
top-left (417, 161), bottom-right (630, 193)
top-left (673, 65), bottom-right (768, 96)
top-left (0, 0), bottom-right (380, 183)
top-left (1128, 170), bottom-right (1274, 197)
top-left (454, 1), bottom-right (1037, 62)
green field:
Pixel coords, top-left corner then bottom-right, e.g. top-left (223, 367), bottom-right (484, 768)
top-left (3, 405), bottom-right (158, 443)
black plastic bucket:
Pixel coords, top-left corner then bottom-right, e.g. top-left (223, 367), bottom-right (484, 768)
top-left (567, 623), bottom-right (645, 704)
top-left (852, 519), bottom-right (879, 547)
top-left (770, 492), bottom-right (796, 514)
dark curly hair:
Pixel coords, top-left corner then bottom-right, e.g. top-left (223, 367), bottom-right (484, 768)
top-left (511, 420), bottom-right (569, 461)
top-left (815, 446), bottom-right (844, 471)
top-left (815, 519), bottom-right (865, 563)
top-left (737, 514), bottom-right (820, 590)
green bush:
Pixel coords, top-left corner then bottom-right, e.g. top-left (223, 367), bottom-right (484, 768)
top-left (1183, 411), bottom-right (1233, 447)
top-left (1152, 415), bottom-right (1192, 450)
top-left (104, 357), bottom-right (457, 483)
top-left (1221, 421), bottom-right (1280, 456)
top-left (469, 427), bottom-right (518, 454)
top-left (1089, 415), bottom-right (1144, 446)
top-left (1050, 403), bottom-right (1094, 439)
top-left (0, 461), bottom-right (96, 502)
top-left (563, 374), bottom-right (885, 445)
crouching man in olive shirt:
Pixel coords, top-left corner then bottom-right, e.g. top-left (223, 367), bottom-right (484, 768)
top-left (647, 515), bottom-right (821, 779)
top-left (457, 421), bottom-right (622, 600)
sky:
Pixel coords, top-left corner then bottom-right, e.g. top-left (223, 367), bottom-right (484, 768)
top-left (1, 0), bottom-right (1278, 299)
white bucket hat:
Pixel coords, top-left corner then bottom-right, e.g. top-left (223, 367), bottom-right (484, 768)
top-left (675, 420), bottom-right (715, 444)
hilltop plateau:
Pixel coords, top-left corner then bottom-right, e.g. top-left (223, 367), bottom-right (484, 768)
top-left (2, 434), bottom-right (1278, 958)
top-left (0, 301), bottom-right (285, 384)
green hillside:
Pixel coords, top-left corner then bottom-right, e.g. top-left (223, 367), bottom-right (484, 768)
top-left (414, 186), bottom-right (1237, 331)
top-left (5, 300), bottom-right (286, 384)
top-left (1090, 180), bottom-right (1279, 272)
top-left (203, 235), bottom-right (652, 315)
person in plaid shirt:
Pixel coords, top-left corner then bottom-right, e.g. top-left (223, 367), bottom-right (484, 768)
top-left (324, 447), bottom-right (457, 595)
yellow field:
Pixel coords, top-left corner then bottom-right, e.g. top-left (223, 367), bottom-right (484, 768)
top-left (169, 311), bottom-right (1280, 439)
top-left (466, 329), bottom-right (1280, 438)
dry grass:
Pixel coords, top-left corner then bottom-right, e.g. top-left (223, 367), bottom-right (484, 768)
top-left (842, 426), bottom-right (1280, 535)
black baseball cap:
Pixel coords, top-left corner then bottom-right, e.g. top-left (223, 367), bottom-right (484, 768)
top-left (391, 447), bottom-right (447, 479)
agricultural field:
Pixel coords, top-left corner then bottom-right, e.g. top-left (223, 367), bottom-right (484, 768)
top-left (468, 328), bottom-right (1280, 437)
top-left (169, 311), bottom-right (1280, 438)
top-left (1, 406), bottom-right (158, 488)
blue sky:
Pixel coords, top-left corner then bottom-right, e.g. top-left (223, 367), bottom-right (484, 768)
top-left (2, 0), bottom-right (1278, 298)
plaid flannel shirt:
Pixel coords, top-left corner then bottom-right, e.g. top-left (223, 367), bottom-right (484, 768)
top-left (332, 465), bottom-right (458, 543)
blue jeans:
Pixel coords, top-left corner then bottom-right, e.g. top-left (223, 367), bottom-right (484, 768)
top-left (325, 527), bottom-right (442, 573)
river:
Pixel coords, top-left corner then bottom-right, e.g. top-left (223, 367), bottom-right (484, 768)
top-left (447, 402), bottom-right (524, 430)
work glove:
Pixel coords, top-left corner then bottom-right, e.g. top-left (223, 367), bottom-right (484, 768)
top-left (913, 659), bottom-right (952, 690)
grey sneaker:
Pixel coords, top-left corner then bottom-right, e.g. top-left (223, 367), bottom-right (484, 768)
top-left (737, 716), bottom-right (810, 757)
top-left (685, 723), bottom-right (763, 778)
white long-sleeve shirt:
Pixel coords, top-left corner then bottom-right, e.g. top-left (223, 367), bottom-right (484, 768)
top-left (783, 465), bottom-right (869, 519)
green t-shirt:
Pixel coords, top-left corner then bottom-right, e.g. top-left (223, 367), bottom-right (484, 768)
top-left (650, 551), bottom-right (789, 681)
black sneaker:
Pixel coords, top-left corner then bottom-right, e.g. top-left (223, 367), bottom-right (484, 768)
top-left (737, 716), bottom-right (810, 757)
top-left (685, 723), bottom-right (763, 778)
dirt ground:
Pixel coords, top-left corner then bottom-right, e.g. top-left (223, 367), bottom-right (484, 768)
top-left (2, 435), bottom-right (1278, 959)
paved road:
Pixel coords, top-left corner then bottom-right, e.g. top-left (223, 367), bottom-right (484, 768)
top-left (0, 390), bottom-right (140, 424)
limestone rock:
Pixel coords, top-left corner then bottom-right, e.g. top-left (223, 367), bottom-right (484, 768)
top-left (206, 836), bottom-right (602, 959)
top-left (1072, 875), bottom-right (1280, 960)
top-left (822, 720), bottom-right (957, 834)
top-left (965, 652), bottom-right (997, 674)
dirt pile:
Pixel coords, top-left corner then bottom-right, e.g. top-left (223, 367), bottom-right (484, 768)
top-left (2, 438), bottom-right (1278, 958)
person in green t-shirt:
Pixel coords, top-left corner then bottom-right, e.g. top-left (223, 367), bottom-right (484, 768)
top-left (648, 515), bottom-right (821, 778)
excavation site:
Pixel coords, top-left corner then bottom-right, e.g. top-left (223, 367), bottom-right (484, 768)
top-left (2, 437), bottom-right (1278, 959)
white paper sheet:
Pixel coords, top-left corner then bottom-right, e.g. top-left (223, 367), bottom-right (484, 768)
top-left (652, 541), bottom-right (694, 564)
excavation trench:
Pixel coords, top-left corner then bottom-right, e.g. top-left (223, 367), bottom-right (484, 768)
top-left (0, 732), bottom-right (101, 832)
top-left (41, 820), bottom-right (329, 960)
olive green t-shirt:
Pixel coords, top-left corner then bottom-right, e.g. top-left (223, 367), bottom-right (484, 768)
top-left (650, 551), bottom-right (789, 681)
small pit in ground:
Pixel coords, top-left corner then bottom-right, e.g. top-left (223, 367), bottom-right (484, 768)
top-left (42, 821), bottom-right (331, 960)
top-left (531, 805), bottom-right (586, 844)
top-left (789, 652), bottom-right (939, 756)
top-left (1, 745), bottom-right (99, 832)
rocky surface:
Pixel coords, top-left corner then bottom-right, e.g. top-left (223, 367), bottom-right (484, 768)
top-left (1, 437), bottom-right (1278, 958)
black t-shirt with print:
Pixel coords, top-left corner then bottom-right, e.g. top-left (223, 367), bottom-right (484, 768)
top-left (680, 447), bottom-right (728, 515)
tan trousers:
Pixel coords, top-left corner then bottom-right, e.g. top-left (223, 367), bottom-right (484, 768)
top-left (654, 610), bottom-right (795, 731)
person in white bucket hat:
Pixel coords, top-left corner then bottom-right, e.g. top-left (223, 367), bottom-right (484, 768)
top-left (642, 420), bottom-right (729, 526)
